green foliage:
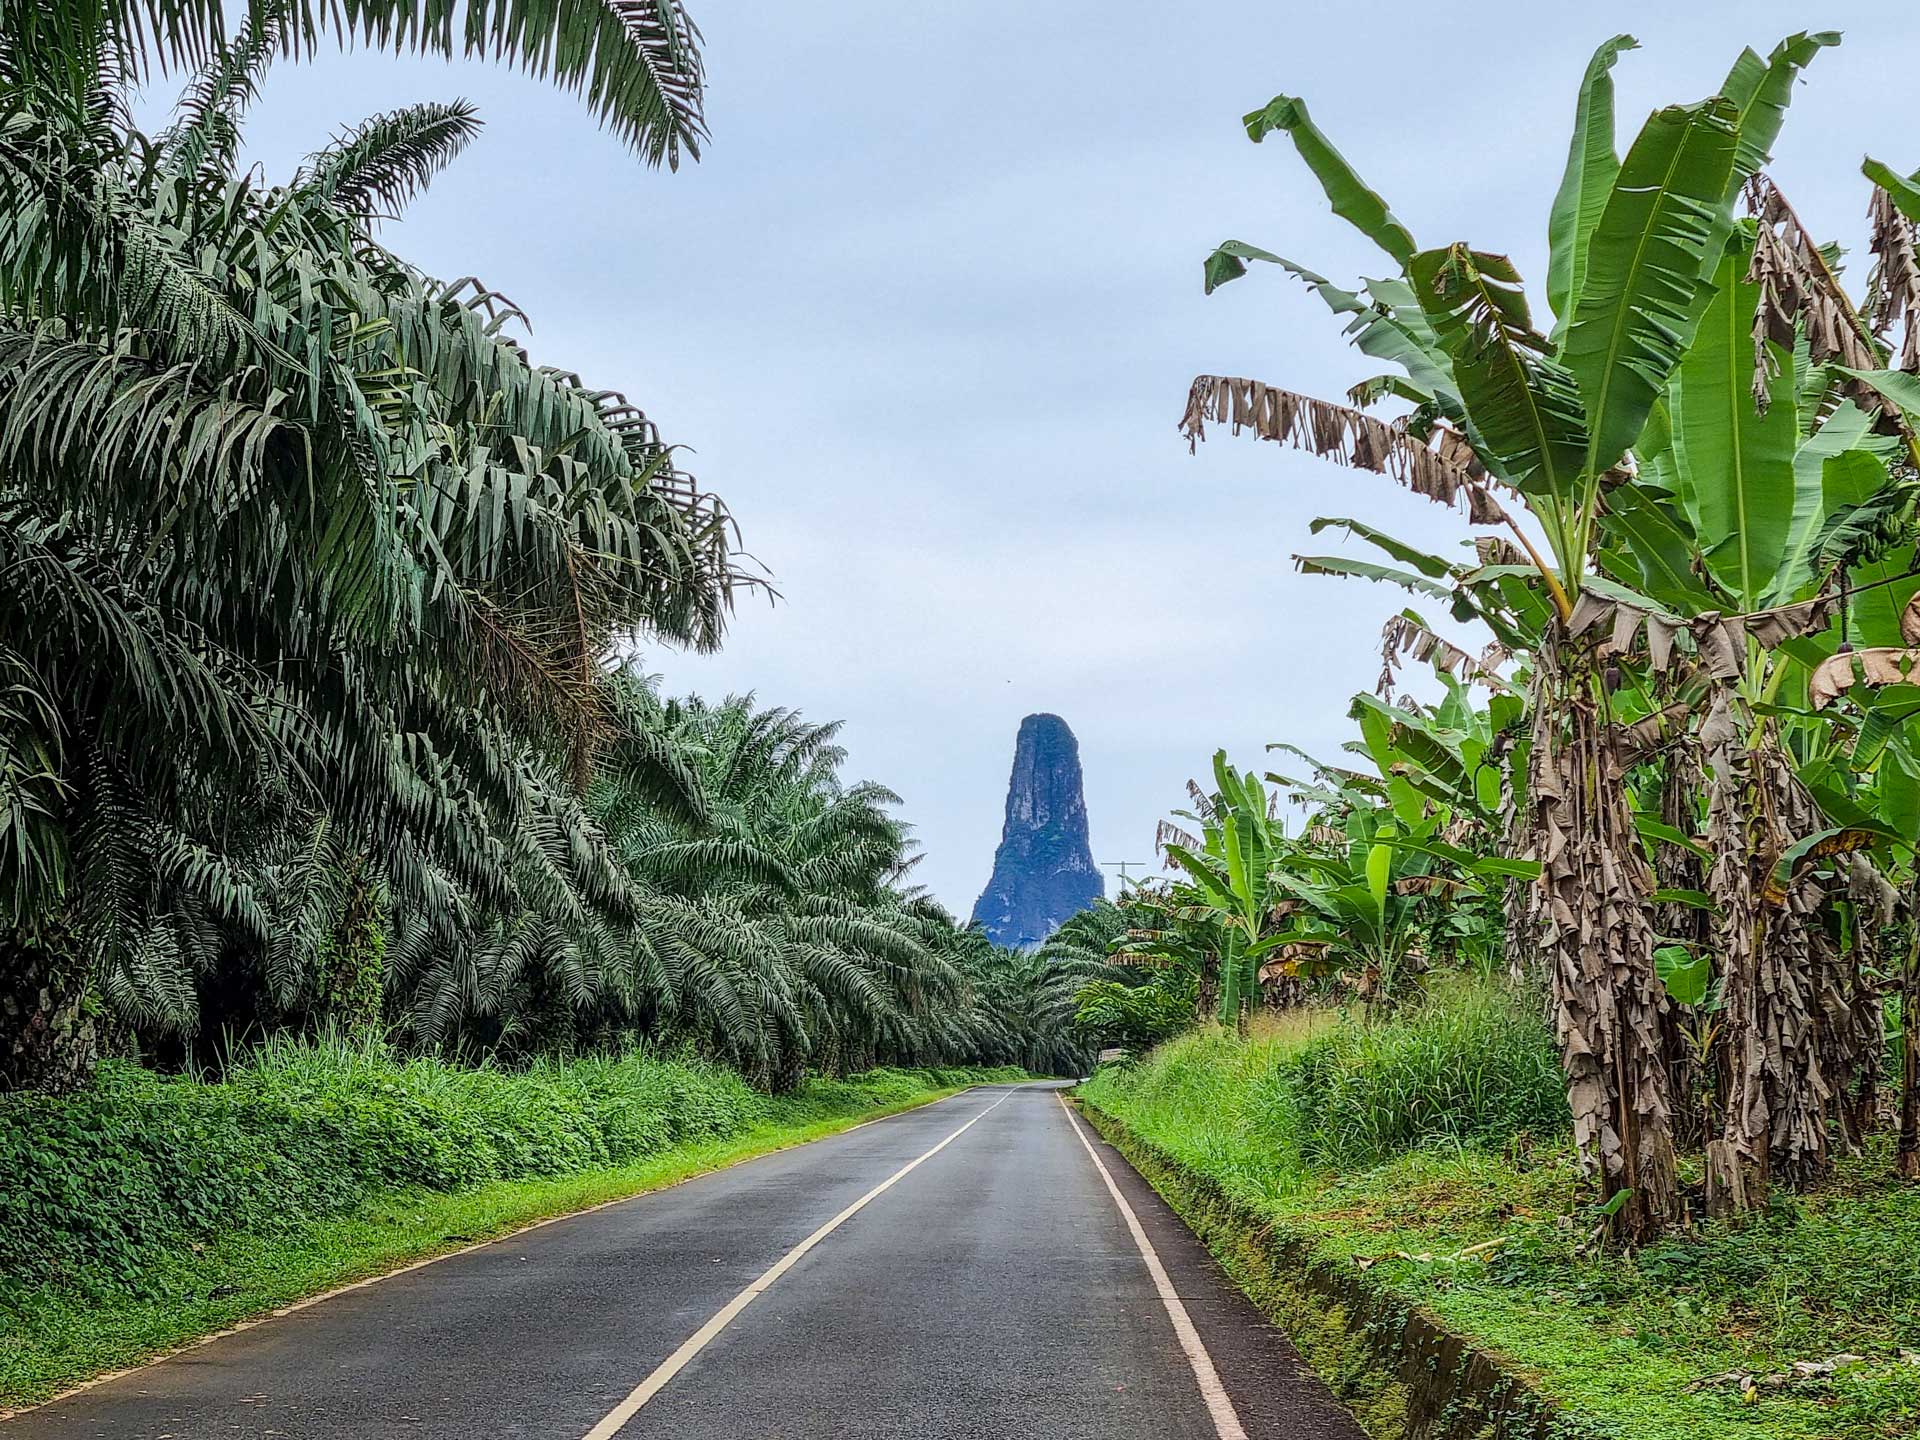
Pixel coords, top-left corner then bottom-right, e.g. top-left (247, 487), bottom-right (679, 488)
top-left (1071, 978), bottom-right (1190, 1053)
top-left (1080, 1019), bottom-right (1324, 1201)
top-left (1183, 25), bottom-right (1920, 1256)
top-left (0, 14), bottom-right (1048, 1089)
top-left (8, 0), bottom-right (710, 168)
top-left (1667, 233), bottom-right (1799, 607)
top-left (1084, 1009), bottom-right (1920, 1440)
top-left (0, 1039), bottom-right (1019, 1298)
top-left (1564, 97), bottom-right (1739, 485)
top-left (1239, 94), bottom-right (1416, 266)
top-left (1083, 983), bottom-right (1563, 1185)
top-left (0, 18), bottom-right (748, 1083)
top-left (1545, 34), bottom-right (1636, 335)
top-left (1286, 983), bottom-right (1569, 1169)
top-left (0, 1043), bottom-right (742, 1292)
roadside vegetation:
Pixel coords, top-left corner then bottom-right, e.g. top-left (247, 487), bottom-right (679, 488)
top-left (0, 7), bottom-right (1092, 1096)
top-left (1082, 998), bottom-right (1920, 1440)
top-left (1056, 24), bottom-right (1920, 1440)
top-left (0, 1041), bottom-right (1020, 1408)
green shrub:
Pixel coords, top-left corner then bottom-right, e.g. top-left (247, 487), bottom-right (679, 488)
top-left (1081, 983), bottom-right (1566, 1189)
top-left (0, 1040), bottom-right (1006, 1297)
top-left (1288, 981), bottom-right (1568, 1169)
top-left (1072, 978), bottom-right (1190, 1053)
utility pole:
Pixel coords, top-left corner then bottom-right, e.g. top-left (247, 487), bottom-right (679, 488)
top-left (1103, 860), bottom-right (1148, 891)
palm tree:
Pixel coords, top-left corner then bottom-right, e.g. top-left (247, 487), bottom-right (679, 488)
top-left (545, 683), bottom-right (977, 1088)
top-left (0, 13), bottom-right (741, 1087)
top-left (7, 0), bottom-right (707, 167)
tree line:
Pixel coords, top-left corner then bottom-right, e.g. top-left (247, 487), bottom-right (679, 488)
top-left (0, 1), bottom-right (1091, 1093)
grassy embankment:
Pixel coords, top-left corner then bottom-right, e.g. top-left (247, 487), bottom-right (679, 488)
top-left (0, 1040), bottom-right (1023, 1410)
top-left (1078, 982), bottom-right (1920, 1440)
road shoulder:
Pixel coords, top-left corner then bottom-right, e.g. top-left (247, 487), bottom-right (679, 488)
top-left (1066, 1098), bottom-right (1368, 1440)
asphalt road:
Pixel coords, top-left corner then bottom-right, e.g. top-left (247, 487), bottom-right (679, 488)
top-left (8, 1083), bottom-right (1364, 1440)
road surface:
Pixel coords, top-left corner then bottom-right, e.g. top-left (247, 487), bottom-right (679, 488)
top-left (8, 1084), bottom-right (1364, 1439)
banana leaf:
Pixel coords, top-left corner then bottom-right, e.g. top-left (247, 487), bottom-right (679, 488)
top-left (1669, 237), bottom-right (1798, 608)
top-left (1308, 516), bottom-right (1458, 578)
top-left (1719, 33), bottom-right (1838, 204)
top-left (1565, 98), bottom-right (1740, 478)
top-left (1292, 555), bottom-right (1456, 600)
top-left (1242, 94), bottom-right (1416, 266)
top-left (1411, 245), bottom-right (1587, 499)
top-left (1862, 158), bottom-right (1920, 224)
top-left (1547, 34), bottom-right (1637, 336)
top-left (1634, 814), bottom-right (1712, 862)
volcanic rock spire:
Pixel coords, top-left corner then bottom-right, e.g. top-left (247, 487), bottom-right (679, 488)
top-left (970, 713), bottom-right (1103, 949)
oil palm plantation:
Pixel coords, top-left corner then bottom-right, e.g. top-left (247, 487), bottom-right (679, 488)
top-left (582, 685), bottom-right (967, 1088)
top-left (0, 8), bottom-right (739, 1087)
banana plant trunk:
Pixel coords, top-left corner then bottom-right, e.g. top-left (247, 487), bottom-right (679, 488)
top-left (1501, 768), bottom-right (1541, 988)
top-left (1656, 742), bottom-right (1709, 1147)
top-left (1902, 901), bottom-right (1920, 1180)
top-left (1529, 631), bottom-right (1681, 1243)
top-left (1701, 696), bottom-right (1834, 1213)
top-left (1197, 947), bottom-right (1220, 1027)
top-left (1220, 930), bottom-right (1251, 1037)
top-left (1817, 852), bottom-right (1890, 1153)
top-left (0, 922), bottom-right (98, 1093)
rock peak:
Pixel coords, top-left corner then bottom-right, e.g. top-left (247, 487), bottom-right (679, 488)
top-left (970, 713), bottom-right (1103, 949)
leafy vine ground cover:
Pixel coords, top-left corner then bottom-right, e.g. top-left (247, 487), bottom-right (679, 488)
top-left (1078, 990), bottom-right (1920, 1440)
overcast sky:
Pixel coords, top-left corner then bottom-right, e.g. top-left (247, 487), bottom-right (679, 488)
top-left (209, 1), bottom-right (1920, 915)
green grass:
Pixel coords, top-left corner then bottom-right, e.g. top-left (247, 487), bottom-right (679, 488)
top-left (0, 1047), bottom-right (1025, 1411)
top-left (1080, 985), bottom-right (1920, 1440)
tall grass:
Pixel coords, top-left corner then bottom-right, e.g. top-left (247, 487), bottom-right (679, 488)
top-left (1289, 980), bottom-right (1567, 1168)
top-left (1077, 1010), bottom-right (1333, 1202)
top-left (1078, 980), bottom-right (1567, 1198)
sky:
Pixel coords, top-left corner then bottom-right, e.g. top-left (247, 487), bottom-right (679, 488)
top-left (206, 0), bottom-right (1920, 915)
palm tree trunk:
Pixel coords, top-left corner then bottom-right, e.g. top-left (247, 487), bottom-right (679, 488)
top-left (772, 1045), bottom-right (808, 1096)
top-left (315, 854), bottom-right (386, 1039)
top-left (0, 924), bottom-right (98, 1093)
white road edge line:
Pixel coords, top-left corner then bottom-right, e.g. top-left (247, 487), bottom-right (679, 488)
top-left (580, 1087), bottom-right (1018, 1440)
top-left (1058, 1095), bottom-right (1250, 1440)
top-left (0, 1084), bottom-right (988, 1424)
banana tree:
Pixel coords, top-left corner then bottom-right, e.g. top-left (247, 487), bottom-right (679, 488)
top-left (1182, 32), bottom-right (1835, 1239)
top-left (1588, 207), bottom-right (1908, 1205)
top-left (1803, 601), bottom-right (1920, 1183)
top-left (1593, 139), bottom-right (1920, 1202)
top-left (1159, 751), bottom-right (1291, 1033)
